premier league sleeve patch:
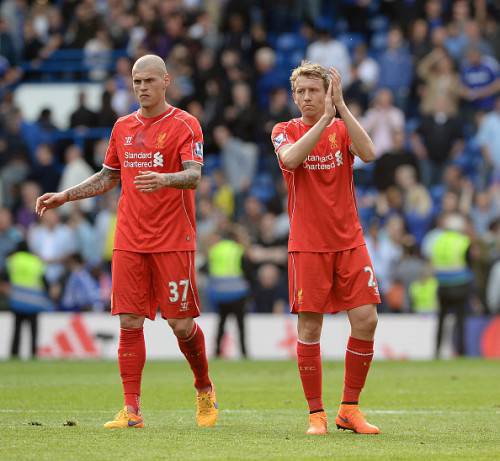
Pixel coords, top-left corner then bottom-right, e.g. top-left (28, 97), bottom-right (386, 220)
top-left (194, 142), bottom-right (204, 159)
top-left (272, 133), bottom-right (286, 149)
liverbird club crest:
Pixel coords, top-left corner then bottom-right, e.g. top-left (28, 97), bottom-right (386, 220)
top-left (328, 133), bottom-right (338, 149)
top-left (156, 132), bottom-right (167, 148)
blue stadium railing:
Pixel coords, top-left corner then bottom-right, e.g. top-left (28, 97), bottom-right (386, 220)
top-left (20, 49), bottom-right (129, 82)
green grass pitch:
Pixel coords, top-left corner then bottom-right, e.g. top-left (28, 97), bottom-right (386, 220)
top-left (1, 359), bottom-right (499, 460)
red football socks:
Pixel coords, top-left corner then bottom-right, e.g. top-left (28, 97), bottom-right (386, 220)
top-left (118, 327), bottom-right (146, 414)
top-left (177, 323), bottom-right (211, 391)
top-left (297, 341), bottom-right (323, 412)
top-left (342, 336), bottom-right (374, 403)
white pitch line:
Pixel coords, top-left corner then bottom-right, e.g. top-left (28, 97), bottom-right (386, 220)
top-left (0, 409), bottom-right (497, 415)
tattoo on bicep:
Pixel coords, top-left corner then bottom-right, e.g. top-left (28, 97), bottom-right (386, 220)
top-left (66, 167), bottom-right (120, 201)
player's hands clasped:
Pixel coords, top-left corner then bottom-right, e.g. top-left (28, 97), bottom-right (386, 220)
top-left (35, 192), bottom-right (67, 216)
top-left (134, 171), bottom-right (168, 192)
top-left (329, 67), bottom-right (345, 108)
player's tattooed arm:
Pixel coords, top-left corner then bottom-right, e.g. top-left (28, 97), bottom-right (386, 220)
top-left (66, 167), bottom-right (121, 201)
top-left (134, 161), bottom-right (201, 192)
top-left (35, 167), bottom-right (120, 216)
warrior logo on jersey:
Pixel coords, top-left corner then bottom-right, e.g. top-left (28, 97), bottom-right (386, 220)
top-left (328, 133), bottom-right (338, 149)
top-left (273, 133), bottom-right (285, 149)
top-left (124, 136), bottom-right (133, 146)
top-left (156, 132), bottom-right (167, 148)
top-left (153, 152), bottom-right (164, 167)
top-left (194, 142), bottom-right (203, 159)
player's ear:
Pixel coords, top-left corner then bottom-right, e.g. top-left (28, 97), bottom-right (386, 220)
top-left (164, 73), bottom-right (170, 89)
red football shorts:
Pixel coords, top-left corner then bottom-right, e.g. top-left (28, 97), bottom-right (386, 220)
top-left (111, 250), bottom-right (201, 320)
top-left (288, 245), bottom-right (381, 314)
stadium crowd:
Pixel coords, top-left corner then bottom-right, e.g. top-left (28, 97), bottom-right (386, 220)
top-left (0, 0), bottom-right (499, 322)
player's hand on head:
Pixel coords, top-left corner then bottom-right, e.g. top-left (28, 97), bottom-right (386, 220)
top-left (329, 67), bottom-right (344, 107)
top-left (35, 192), bottom-right (67, 216)
top-left (134, 171), bottom-right (167, 193)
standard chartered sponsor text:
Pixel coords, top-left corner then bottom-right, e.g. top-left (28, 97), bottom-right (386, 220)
top-left (124, 151), bottom-right (156, 168)
top-left (303, 150), bottom-right (343, 171)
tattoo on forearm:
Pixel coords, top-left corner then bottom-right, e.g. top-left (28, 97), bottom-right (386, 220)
top-left (164, 161), bottom-right (201, 189)
top-left (66, 167), bottom-right (120, 201)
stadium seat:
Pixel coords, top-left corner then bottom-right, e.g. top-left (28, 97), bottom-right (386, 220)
top-left (250, 173), bottom-right (276, 203)
top-left (337, 33), bottom-right (365, 55)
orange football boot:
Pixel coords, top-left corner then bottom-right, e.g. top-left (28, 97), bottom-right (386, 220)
top-left (335, 404), bottom-right (380, 434)
top-left (103, 407), bottom-right (144, 429)
top-left (196, 386), bottom-right (219, 427)
top-left (306, 411), bottom-right (328, 435)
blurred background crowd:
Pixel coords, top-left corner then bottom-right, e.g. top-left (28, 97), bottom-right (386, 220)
top-left (0, 0), bottom-right (499, 331)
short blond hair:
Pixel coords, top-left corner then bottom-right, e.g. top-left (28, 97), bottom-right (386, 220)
top-left (290, 61), bottom-right (329, 93)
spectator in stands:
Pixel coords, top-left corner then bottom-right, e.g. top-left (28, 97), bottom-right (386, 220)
top-left (15, 181), bottom-right (40, 232)
top-left (254, 47), bottom-right (288, 109)
top-left (261, 87), bottom-right (293, 145)
top-left (392, 238), bottom-right (427, 312)
top-left (365, 216), bottom-right (404, 309)
top-left (411, 95), bottom-right (464, 186)
top-left (94, 190), bottom-right (118, 268)
top-left (36, 107), bottom-right (57, 133)
top-left (212, 169), bottom-right (235, 218)
top-left (27, 209), bottom-right (76, 284)
top-left (417, 47), bottom-right (461, 116)
top-left (306, 25), bottom-right (351, 87)
top-left (70, 92), bottom-right (97, 129)
top-left (252, 263), bottom-right (287, 313)
top-left (58, 144), bottom-right (95, 215)
top-left (477, 95), bottom-right (500, 184)
top-left (214, 124), bottom-right (258, 206)
top-left (363, 88), bottom-right (405, 158)
top-left (60, 252), bottom-right (103, 312)
top-left (28, 144), bottom-right (60, 193)
top-left (0, 151), bottom-right (30, 209)
top-left (67, 208), bottom-right (99, 266)
top-left (188, 9), bottom-right (219, 51)
top-left (224, 81), bottom-right (259, 142)
top-left (247, 213), bottom-right (288, 269)
top-left (22, 20), bottom-right (44, 64)
top-left (460, 46), bottom-right (500, 112)
top-left (460, 20), bottom-right (495, 63)
top-left (483, 11), bottom-right (500, 59)
top-left (96, 90), bottom-right (117, 128)
top-left (423, 0), bottom-right (444, 31)
top-left (66, 1), bottom-right (103, 49)
top-left (409, 19), bottom-right (431, 62)
top-left (219, 11), bottom-right (251, 55)
top-left (0, 207), bottom-right (22, 270)
top-left (409, 263), bottom-right (438, 314)
top-left (373, 128), bottom-right (420, 191)
top-left (166, 43), bottom-right (195, 100)
top-left (351, 42), bottom-right (380, 95)
top-left (0, 17), bottom-right (17, 66)
top-left (238, 195), bottom-right (264, 242)
top-left (470, 190), bottom-right (499, 237)
top-left (84, 28), bottom-right (113, 81)
top-left (377, 26), bottom-right (413, 110)
top-left (395, 165), bottom-right (433, 245)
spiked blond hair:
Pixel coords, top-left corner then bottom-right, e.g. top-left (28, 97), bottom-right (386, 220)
top-left (290, 61), bottom-right (329, 93)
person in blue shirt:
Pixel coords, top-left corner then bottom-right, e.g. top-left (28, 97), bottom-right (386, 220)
top-left (460, 46), bottom-right (500, 112)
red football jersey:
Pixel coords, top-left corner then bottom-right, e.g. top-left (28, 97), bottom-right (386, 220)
top-left (272, 118), bottom-right (365, 252)
top-left (103, 106), bottom-right (204, 253)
